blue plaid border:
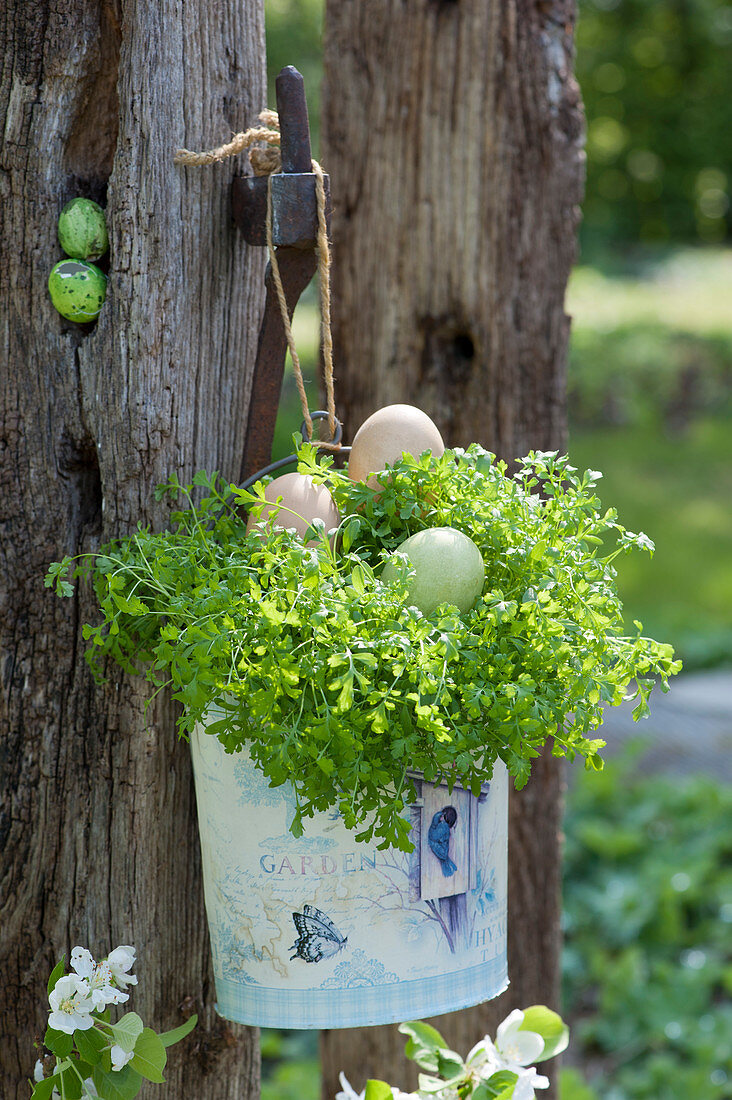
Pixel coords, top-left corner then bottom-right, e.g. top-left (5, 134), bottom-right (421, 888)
top-left (214, 955), bottom-right (508, 1029)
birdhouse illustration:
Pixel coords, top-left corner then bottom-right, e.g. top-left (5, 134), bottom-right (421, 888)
top-left (403, 778), bottom-right (490, 953)
top-left (190, 718), bottom-right (508, 1029)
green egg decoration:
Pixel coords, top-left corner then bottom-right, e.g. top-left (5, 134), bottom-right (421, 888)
top-left (382, 526), bottom-right (485, 616)
top-left (48, 260), bottom-right (108, 322)
top-left (58, 197), bottom-right (109, 261)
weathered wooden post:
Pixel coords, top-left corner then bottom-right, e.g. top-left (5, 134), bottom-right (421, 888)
top-left (0, 3), bottom-right (266, 1096)
top-left (319, 1), bottom-right (584, 1096)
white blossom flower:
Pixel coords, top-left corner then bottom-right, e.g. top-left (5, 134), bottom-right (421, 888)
top-left (70, 946), bottom-right (129, 1009)
top-left (70, 947), bottom-right (96, 980)
top-left (111, 1044), bottom-right (134, 1071)
top-left (336, 1073), bottom-right (365, 1100)
top-left (465, 1036), bottom-right (500, 1073)
top-left (91, 960), bottom-right (129, 1009)
top-left (466, 1012), bottom-right (548, 1100)
top-left (48, 974), bottom-right (96, 1033)
top-left (510, 1067), bottom-right (550, 1100)
top-left (335, 1073), bottom-right (420, 1100)
top-left (105, 945), bottom-right (138, 989)
top-left (495, 1010), bottom-right (545, 1067)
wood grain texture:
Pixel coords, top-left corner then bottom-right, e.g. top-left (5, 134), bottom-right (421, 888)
top-left (319, 0), bottom-right (583, 1095)
top-left (0, 1), bottom-right (265, 1095)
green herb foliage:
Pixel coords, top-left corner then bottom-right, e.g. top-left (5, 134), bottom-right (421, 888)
top-left (47, 446), bottom-right (679, 852)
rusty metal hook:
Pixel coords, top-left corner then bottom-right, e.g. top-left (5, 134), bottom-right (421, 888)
top-left (239, 411), bottom-right (349, 491)
top-left (235, 67), bottom-right (332, 483)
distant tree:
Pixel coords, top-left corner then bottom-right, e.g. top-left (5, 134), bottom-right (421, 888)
top-left (578, 0), bottom-right (732, 251)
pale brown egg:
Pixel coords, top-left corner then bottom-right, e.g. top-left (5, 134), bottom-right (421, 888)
top-left (347, 404), bottom-right (445, 486)
top-left (246, 472), bottom-right (340, 542)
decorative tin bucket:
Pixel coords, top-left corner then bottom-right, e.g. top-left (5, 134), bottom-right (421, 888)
top-left (191, 720), bottom-right (508, 1029)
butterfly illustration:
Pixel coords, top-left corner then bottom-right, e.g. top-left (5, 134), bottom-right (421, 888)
top-left (289, 904), bottom-right (348, 963)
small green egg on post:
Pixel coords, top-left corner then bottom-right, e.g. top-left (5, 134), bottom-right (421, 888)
top-left (382, 526), bottom-right (485, 616)
top-left (48, 260), bottom-right (108, 322)
top-left (58, 198), bottom-right (109, 261)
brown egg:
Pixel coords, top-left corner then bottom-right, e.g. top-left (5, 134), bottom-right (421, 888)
top-left (246, 473), bottom-right (340, 542)
top-left (347, 404), bottom-right (445, 486)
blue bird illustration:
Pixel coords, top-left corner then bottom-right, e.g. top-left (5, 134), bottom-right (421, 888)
top-left (428, 805), bottom-right (458, 876)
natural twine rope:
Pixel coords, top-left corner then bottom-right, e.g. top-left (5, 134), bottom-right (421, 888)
top-left (175, 111), bottom-right (337, 446)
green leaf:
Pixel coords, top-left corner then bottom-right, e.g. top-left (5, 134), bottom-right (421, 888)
top-left (479, 1070), bottom-right (519, 1099)
top-left (44, 1026), bottom-right (73, 1058)
top-left (91, 1064), bottom-right (143, 1100)
top-left (110, 1012), bottom-right (144, 1054)
top-left (365, 1080), bottom-right (393, 1100)
top-left (47, 956), bottom-right (66, 996)
top-left (352, 567), bottom-right (367, 594)
top-left (417, 1075), bottom-right (450, 1094)
top-left (75, 1026), bottom-right (106, 1064)
top-left (436, 1048), bottom-right (465, 1081)
top-left (529, 539), bottom-right (547, 561)
top-left (159, 1013), bottom-right (197, 1047)
top-left (399, 1020), bottom-right (449, 1072)
top-left (520, 1005), bottom-right (570, 1061)
top-left (130, 1028), bottom-right (167, 1083)
top-left (57, 1065), bottom-right (82, 1100)
top-left (30, 1074), bottom-right (62, 1100)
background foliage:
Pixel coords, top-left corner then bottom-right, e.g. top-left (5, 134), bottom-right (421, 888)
top-left (562, 753), bottom-right (732, 1100)
top-left (577, 0), bottom-right (732, 254)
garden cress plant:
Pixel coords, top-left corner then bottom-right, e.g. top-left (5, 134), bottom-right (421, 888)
top-left (46, 442), bottom-right (680, 852)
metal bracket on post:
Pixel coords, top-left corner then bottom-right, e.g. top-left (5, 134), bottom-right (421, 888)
top-left (233, 65), bottom-right (331, 481)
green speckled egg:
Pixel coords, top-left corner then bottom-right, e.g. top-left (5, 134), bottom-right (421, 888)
top-left (58, 198), bottom-right (109, 260)
top-left (382, 526), bottom-right (485, 616)
top-left (48, 260), bottom-right (108, 322)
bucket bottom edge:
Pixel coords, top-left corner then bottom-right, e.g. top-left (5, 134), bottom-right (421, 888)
top-left (213, 961), bottom-right (509, 1029)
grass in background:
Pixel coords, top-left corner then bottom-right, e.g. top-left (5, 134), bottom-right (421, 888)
top-left (262, 1029), bottom-right (319, 1100)
top-left (567, 252), bottom-right (732, 432)
top-left (569, 420), bottom-right (732, 668)
top-left (567, 249), bottom-right (732, 668)
top-left (567, 251), bottom-right (732, 336)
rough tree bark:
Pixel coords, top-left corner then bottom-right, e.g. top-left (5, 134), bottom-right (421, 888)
top-left (320, 1), bottom-right (584, 1096)
top-left (1, 2), bottom-right (265, 1096)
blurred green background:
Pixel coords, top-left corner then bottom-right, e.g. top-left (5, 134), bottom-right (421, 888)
top-left (261, 2), bottom-right (732, 1098)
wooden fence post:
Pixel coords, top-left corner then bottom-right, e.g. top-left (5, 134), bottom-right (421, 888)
top-left (319, 2), bottom-right (584, 1096)
top-left (1, 3), bottom-right (266, 1096)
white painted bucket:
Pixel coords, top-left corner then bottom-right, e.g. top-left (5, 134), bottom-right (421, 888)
top-left (191, 721), bottom-right (508, 1029)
